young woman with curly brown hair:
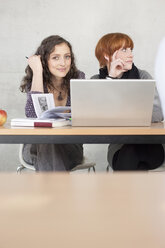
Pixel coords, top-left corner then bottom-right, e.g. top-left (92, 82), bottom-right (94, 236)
top-left (20, 35), bottom-right (84, 171)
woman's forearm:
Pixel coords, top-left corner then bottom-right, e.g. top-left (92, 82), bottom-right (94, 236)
top-left (30, 70), bottom-right (44, 92)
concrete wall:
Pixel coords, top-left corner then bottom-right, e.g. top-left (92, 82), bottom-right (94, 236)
top-left (0, 0), bottom-right (165, 171)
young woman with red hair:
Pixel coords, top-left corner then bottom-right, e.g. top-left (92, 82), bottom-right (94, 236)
top-left (92, 33), bottom-right (164, 171)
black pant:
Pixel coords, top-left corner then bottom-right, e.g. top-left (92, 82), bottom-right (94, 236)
top-left (112, 144), bottom-right (164, 171)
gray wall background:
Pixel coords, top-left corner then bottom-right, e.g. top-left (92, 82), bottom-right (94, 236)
top-left (0, 0), bottom-right (165, 172)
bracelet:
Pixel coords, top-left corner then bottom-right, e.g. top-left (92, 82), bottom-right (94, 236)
top-left (107, 75), bottom-right (117, 79)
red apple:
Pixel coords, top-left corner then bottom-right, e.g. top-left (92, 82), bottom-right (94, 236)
top-left (0, 110), bottom-right (7, 126)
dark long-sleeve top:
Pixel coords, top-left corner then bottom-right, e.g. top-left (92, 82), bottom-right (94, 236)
top-left (25, 71), bottom-right (85, 118)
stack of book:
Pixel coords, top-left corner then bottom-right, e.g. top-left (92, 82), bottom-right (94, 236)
top-left (11, 118), bottom-right (71, 127)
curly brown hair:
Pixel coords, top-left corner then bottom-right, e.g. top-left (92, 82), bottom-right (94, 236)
top-left (20, 35), bottom-right (79, 94)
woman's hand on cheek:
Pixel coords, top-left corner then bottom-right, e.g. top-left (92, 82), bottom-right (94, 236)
top-left (109, 51), bottom-right (127, 78)
top-left (28, 55), bottom-right (43, 74)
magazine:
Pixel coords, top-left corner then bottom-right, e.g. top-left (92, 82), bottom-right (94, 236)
top-left (31, 93), bottom-right (55, 118)
top-left (31, 93), bottom-right (71, 119)
top-left (40, 106), bottom-right (71, 119)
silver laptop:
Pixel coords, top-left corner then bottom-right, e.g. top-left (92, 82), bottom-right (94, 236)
top-left (70, 79), bottom-right (155, 127)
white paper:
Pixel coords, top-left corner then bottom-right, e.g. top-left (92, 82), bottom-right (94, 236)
top-left (31, 93), bottom-right (55, 118)
top-left (40, 106), bottom-right (71, 119)
top-left (155, 37), bottom-right (165, 118)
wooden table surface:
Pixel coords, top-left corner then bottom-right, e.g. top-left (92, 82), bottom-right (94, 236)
top-left (1, 122), bottom-right (165, 144)
top-left (0, 173), bottom-right (165, 248)
top-left (0, 122), bottom-right (165, 135)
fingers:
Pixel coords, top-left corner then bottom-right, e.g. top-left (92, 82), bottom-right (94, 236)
top-left (28, 55), bottom-right (41, 63)
top-left (105, 50), bottom-right (119, 62)
top-left (111, 58), bottom-right (125, 69)
top-left (109, 57), bottom-right (126, 77)
top-left (104, 55), bottom-right (109, 61)
top-left (111, 51), bottom-right (126, 69)
top-left (112, 50), bottom-right (118, 62)
top-left (28, 55), bottom-right (41, 62)
top-left (27, 55), bottom-right (43, 72)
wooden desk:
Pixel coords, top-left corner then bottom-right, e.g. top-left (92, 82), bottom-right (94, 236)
top-left (0, 122), bottom-right (165, 144)
top-left (0, 173), bottom-right (165, 248)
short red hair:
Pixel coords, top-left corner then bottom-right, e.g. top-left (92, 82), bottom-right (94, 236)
top-left (95, 33), bottom-right (134, 67)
